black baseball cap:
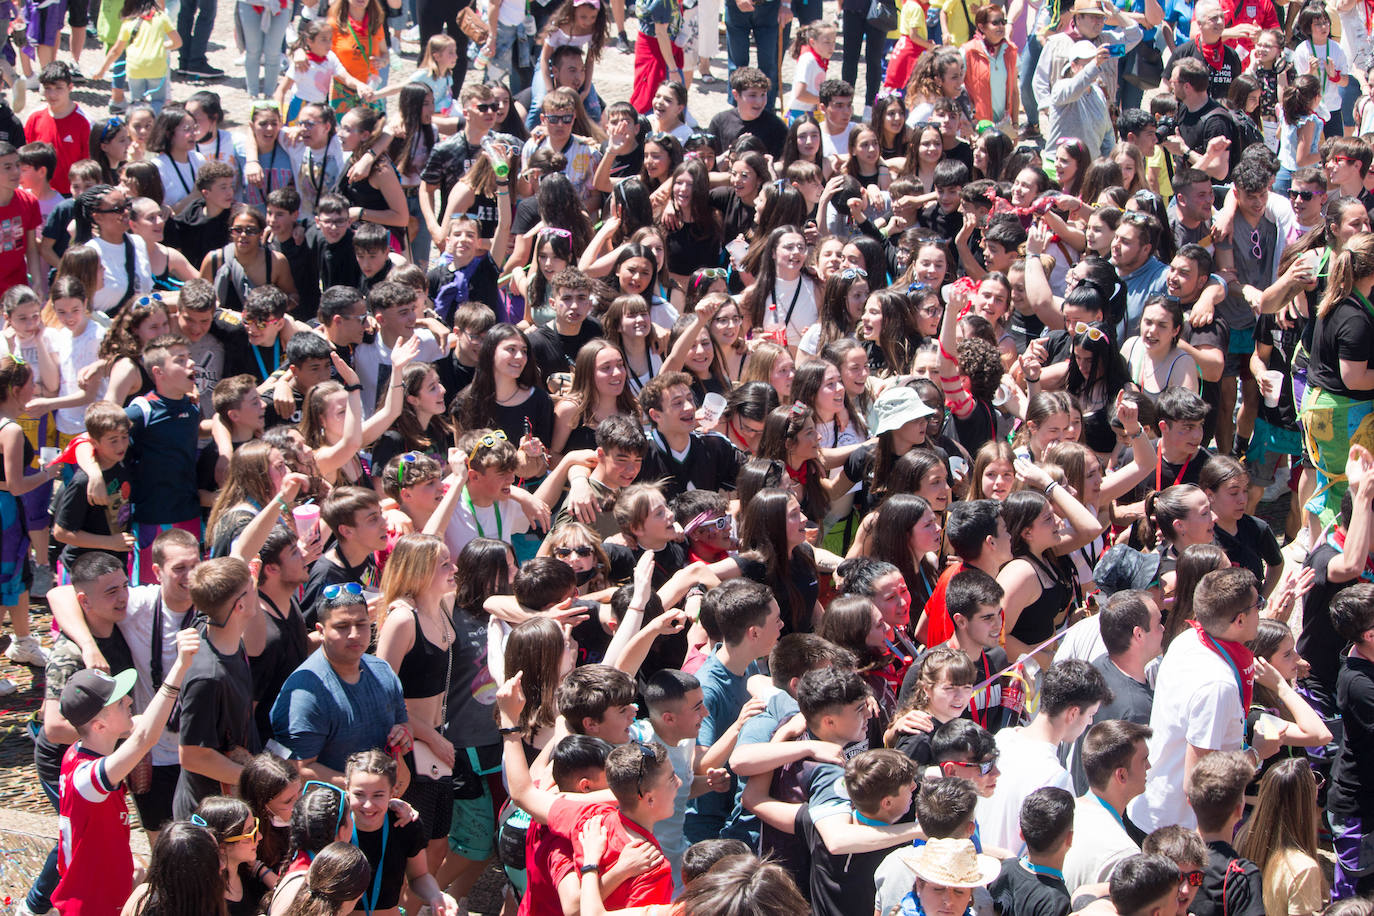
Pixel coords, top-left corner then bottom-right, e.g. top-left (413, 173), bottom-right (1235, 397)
top-left (60, 668), bottom-right (139, 728)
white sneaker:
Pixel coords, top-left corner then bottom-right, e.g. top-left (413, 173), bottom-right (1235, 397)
top-left (14, 900), bottom-right (57, 916)
top-left (6, 634), bottom-right (48, 667)
top-left (0, 676), bottom-right (16, 696)
top-left (402, 24), bottom-right (420, 41)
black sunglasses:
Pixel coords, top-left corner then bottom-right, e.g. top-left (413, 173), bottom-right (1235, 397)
top-left (553, 545), bottom-right (594, 559)
top-left (634, 742), bottom-right (656, 795)
top-left (1288, 189), bottom-right (1323, 201)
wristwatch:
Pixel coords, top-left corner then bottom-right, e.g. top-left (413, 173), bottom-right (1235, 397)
top-left (580, 863), bottom-right (601, 875)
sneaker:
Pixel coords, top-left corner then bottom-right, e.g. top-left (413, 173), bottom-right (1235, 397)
top-left (31, 562), bottom-right (52, 598)
top-left (69, 66), bottom-right (85, 82)
top-left (402, 24), bottom-right (420, 41)
top-left (184, 64), bottom-right (225, 79)
top-left (235, 52), bottom-right (247, 67)
top-left (25, 77), bottom-right (38, 91)
top-left (615, 33), bottom-right (631, 53)
top-left (698, 70), bottom-right (719, 83)
top-left (6, 634), bottom-right (48, 667)
top-left (109, 99), bottom-right (127, 114)
top-left (0, 677), bottom-right (16, 697)
top-left (14, 900), bottom-right (56, 916)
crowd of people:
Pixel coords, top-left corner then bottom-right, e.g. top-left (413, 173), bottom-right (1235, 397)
top-left (6, 0), bottom-right (1374, 911)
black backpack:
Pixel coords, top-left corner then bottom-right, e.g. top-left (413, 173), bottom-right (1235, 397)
top-left (1204, 105), bottom-right (1265, 171)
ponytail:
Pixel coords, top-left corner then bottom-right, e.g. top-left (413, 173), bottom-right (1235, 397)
top-left (73, 185), bottom-right (115, 245)
top-left (1319, 232), bottom-right (1374, 319)
top-left (789, 23), bottom-right (816, 59)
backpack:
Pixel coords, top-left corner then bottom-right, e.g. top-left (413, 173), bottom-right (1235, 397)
top-left (1204, 105), bottom-right (1264, 170)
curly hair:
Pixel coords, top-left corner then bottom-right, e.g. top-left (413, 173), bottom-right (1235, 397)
top-left (957, 337), bottom-right (1004, 402)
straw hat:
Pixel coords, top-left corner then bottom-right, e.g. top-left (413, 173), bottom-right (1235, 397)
top-left (1068, 0), bottom-right (1107, 15)
top-left (896, 838), bottom-right (1001, 889)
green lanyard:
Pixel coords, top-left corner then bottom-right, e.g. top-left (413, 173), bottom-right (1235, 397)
top-left (1354, 289), bottom-right (1374, 321)
top-left (462, 487), bottom-right (502, 541)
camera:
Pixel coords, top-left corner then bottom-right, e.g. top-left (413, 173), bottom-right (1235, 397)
top-left (1156, 115), bottom-right (1178, 141)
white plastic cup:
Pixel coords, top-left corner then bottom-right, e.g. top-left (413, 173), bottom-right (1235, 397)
top-left (292, 504), bottom-right (320, 540)
top-left (700, 392), bottom-right (727, 425)
top-left (39, 446), bottom-right (59, 464)
top-left (1255, 711), bottom-right (1284, 741)
top-left (1262, 369), bottom-right (1284, 408)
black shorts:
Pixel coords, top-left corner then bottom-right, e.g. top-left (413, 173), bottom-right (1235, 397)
top-left (402, 774), bottom-right (455, 841)
top-left (66, 0), bottom-right (89, 32)
top-left (131, 763), bottom-right (180, 831)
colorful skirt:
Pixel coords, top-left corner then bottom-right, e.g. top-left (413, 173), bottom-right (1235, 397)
top-left (1301, 384), bottom-right (1374, 525)
top-left (0, 490), bottom-right (31, 605)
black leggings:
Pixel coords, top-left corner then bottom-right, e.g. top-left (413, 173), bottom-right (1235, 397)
top-left (417, 0), bottom-right (471, 91)
top-left (840, 7), bottom-right (885, 109)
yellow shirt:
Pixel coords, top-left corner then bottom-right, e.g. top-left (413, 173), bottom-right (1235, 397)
top-left (117, 12), bottom-right (173, 80)
top-left (1146, 145), bottom-right (1173, 200)
top-left (897, 0), bottom-right (929, 43)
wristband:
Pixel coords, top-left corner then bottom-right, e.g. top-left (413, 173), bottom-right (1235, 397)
top-left (580, 864), bottom-right (601, 875)
top-left (939, 343), bottom-right (956, 362)
top-left (498, 725), bottom-right (523, 737)
top-left (344, 383), bottom-right (363, 393)
top-left (1044, 480), bottom-right (1059, 496)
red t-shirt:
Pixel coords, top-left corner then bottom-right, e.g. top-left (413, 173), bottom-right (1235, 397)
top-left (546, 797), bottom-right (673, 910)
top-left (922, 561), bottom-right (965, 647)
top-left (519, 820), bottom-right (578, 916)
top-left (0, 187), bottom-right (40, 296)
top-left (24, 106), bottom-right (91, 195)
top-left (1217, 0), bottom-right (1279, 61)
top-left (53, 744), bottom-right (133, 916)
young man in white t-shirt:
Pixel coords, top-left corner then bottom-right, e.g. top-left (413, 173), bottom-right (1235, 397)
top-left (1129, 567), bottom-right (1284, 832)
top-left (818, 79), bottom-right (857, 162)
top-left (440, 428), bottom-right (530, 557)
top-left (976, 659), bottom-right (1111, 854)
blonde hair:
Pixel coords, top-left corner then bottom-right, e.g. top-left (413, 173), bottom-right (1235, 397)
top-left (418, 34), bottom-right (457, 76)
top-left (377, 533), bottom-right (446, 628)
top-left (1321, 232), bottom-right (1374, 319)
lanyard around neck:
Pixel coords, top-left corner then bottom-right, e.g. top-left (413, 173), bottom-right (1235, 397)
top-left (463, 487), bottom-right (502, 541)
top-left (253, 336), bottom-right (282, 380)
top-left (1091, 792), bottom-right (1127, 831)
top-left (352, 816), bottom-right (389, 916)
top-left (1020, 857), bottom-right (1064, 881)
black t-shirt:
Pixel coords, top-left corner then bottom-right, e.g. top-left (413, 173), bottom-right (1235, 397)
top-left (488, 388), bottom-right (556, 448)
top-left (916, 202), bottom-right (962, 242)
top-left (636, 431), bottom-right (740, 499)
top-left (1308, 295), bottom-right (1374, 399)
top-left (1253, 312), bottom-right (1302, 429)
top-left (435, 352), bottom-right (478, 407)
top-left (250, 594), bottom-right (310, 742)
top-left (736, 543), bottom-right (820, 634)
top-left (951, 399), bottom-right (997, 456)
top-left (798, 805), bottom-right (900, 916)
top-left (1214, 515), bottom-right (1282, 585)
top-left (528, 319), bottom-right (606, 381)
top-left (893, 715), bottom-right (948, 768)
top-left (1298, 541), bottom-right (1356, 695)
top-left (990, 856), bottom-right (1071, 916)
top-left (1177, 98), bottom-right (1240, 172)
top-left (1155, 446), bottom-right (1212, 490)
top-left (710, 187), bottom-right (755, 243)
top-left (511, 196), bottom-right (541, 236)
top-left (316, 227), bottom-right (363, 291)
top-left (427, 256), bottom-right (502, 317)
top-left (276, 230), bottom-right (323, 321)
top-left (1191, 841), bottom-right (1264, 916)
top-left (173, 625), bottom-right (261, 819)
top-left (1172, 41), bottom-right (1244, 99)
top-left (354, 812), bottom-right (428, 910)
top-left (665, 223), bottom-right (724, 276)
top-left (1330, 652), bottom-right (1374, 818)
top-left (52, 464), bottom-right (132, 568)
top-left (940, 139), bottom-right (975, 174)
top-left (165, 198), bottom-right (231, 272)
top-left (302, 549), bottom-right (381, 628)
top-left (572, 605), bottom-right (615, 666)
top-left (707, 108), bottom-right (788, 158)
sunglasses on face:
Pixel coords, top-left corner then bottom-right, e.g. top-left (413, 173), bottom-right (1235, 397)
top-left (553, 545), bottom-right (595, 559)
top-left (951, 755), bottom-right (999, 775)
top-left (229, 225), bottom-right (261, 237)
top-left (222, 817), bottom-right (261, 843)
top-left (1288, 189), bottom-right (1323, 201)
top-left (543, 113), bottom-right (575, 125)
top-left (474, 102), bottom-right (499, 113)
top-left (1181, 870), bottom-right (1204, 888)
top-left (96, 202), bottom-right (131, 215)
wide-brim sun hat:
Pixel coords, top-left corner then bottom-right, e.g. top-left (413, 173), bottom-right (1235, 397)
top-left (895, 838), bottom-right (1002, 889)
top-left (867, 386), bottom-right (936, 437)
top-left (1070, 39), bottom-right (1100, 60)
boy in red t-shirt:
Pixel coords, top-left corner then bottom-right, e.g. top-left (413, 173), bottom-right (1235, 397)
top-left (0, 142), bottom-right (42, 297)
top-left (498, 671), bottom-right (677, 910)
top-left (52, 630), bottom-right (199, 916)
top-left (22, 62), bottom-right (89, 196)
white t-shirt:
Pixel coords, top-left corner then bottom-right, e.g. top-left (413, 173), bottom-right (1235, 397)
top-left (156, 150), bottom-right (208, 206)
top-left (443, 492), bottom-right (531, 558)
top-left (195, 128), bottom-right (239, 172)
top-left (352, 329), bottom-right (445, 417)
top-left (1062, 792), bottom-right (1140, 893)
top-left (118, 584), bottom-right (190, 767)
top-left (1291, 40), bottom-right (1349, 120)
top-left (293, 52), bottom-right (348, 104)
top-left (767, 274), bottom-right (819, 348)
top-left (821, 121), bottom-right (857, 159)
top-left (976, 727), bottom-right (1074, 854)
top-left (786, 51), bottom-right (827, 113)
top-left (82, 234), bottom-right (153, 316)
top-left (54, 320), bottom-right (106, 434)
top-left (1128, 627), bottom-right (1246, 832)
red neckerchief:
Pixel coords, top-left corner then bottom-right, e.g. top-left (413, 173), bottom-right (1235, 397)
top-left (726, 419), bottom-right (752, 450)
top-left (687, 543), bottom-right (729, 564)
top-left (306, 50), bottom-right (328, 63)
top-left (1330, 526), bottom-right (1374, 582)
top-left (1188, 619), bottom-right (1254, 710)
top-left (785, 461), bottom-right (810, 486)
top-left (1198, 39), bottom-right (1227, 70)
top-left (804, 44), bottom-right (830, 70)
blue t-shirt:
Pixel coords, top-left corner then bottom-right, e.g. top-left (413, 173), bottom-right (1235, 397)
top-left (126, 392), bottom-right (200, 524)
top-left (685, 654), bottom-right (759, 830)
top-left (268, 651), bottom-right (409, 772)
top-left (722, 688), bottom-right (799, 841)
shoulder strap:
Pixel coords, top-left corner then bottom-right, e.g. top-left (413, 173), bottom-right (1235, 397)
top-left (121, 235), bottom-right (137, 311)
